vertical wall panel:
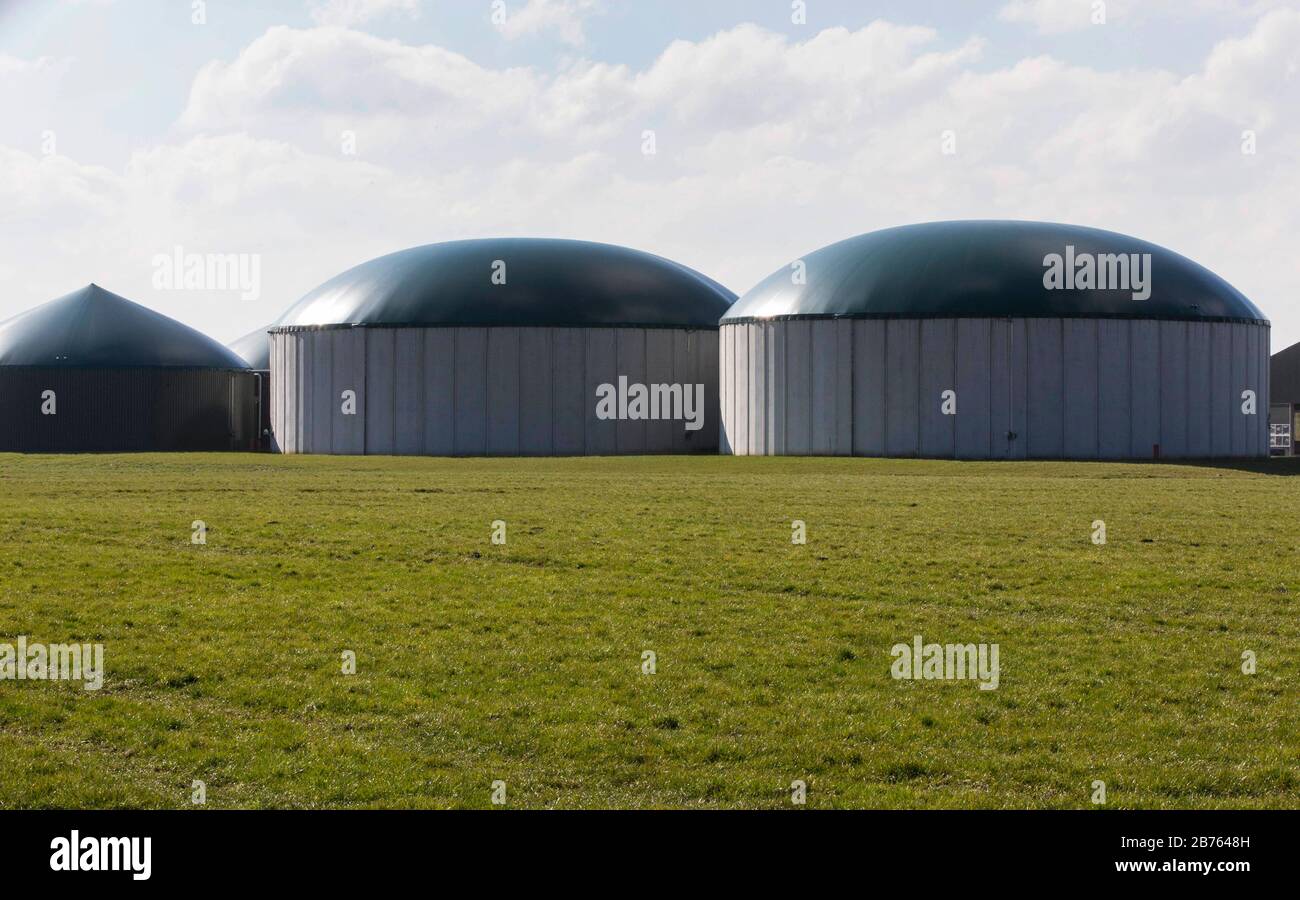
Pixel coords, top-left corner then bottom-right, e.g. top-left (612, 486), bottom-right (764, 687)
top-left (275, 335), bottom-right (289, 453)
top-left (718, 327), bottom-right (732, 454)
top-left (285, 334), bottom-right (300, 454)
top-left (1210, 324), bottom-right (1232, 457)
top-left (584, 329), bottom-right (617, 455)
top-left (1231, 323), bottom-right (1248, 456)
top-left (323, 330), bottom-right (337, 454)
top-left (762, 324), bottom-right (776, 455)
top-left (674, 330), bottom-right (697, 454)
top-left (988, 319), bottom-right (1014, 460)
top-left (394, 329), bottom-right (425, 456)
top-left (518, 328), bottom-right (554, 455)
top-left (1261, 325), bottom-right (1271, 457)
top-left (784, 320), bottom-right (812, 455)
top-left (615, 329), bottom-right (647, 453)
top-left (280, 334), bottom-right (296, 454)
top-left (1026, 318), bottom-right (1064, 459)
top-left (330, 329), bottom-right (365, 455)
top-left (486, 327), bottom-right (521, 455)
top-left (1257, 326), bottom-right (1266, 456)
top-left (422, 329), bottom-right (455, 455)
top-left (365, 329), bottom-right (396, 455)
top-left (351, 329), bottom-right (368, 455)
top-left (275, 335), bottom-right (287, 452)
top-left (300, 333), bottom-right (312, 453)
top-left (281, 335), bottom-right (293, 453)
top-left (731, 325), bottom-right (744, 454)
top-left (919, 319), bottom-right (956, 458)
top-left (272, 334), bottom-right (285, 451)
top-left (1249, 324), bottom-right (1267, 456)
top-left (1010, 319), bottom-right (1029, 460)
top-left (552, 328), bottom-right (586, 455)
top-left (271, 337), bottom-right (282, 449)
top-left (852, 319), bottom-right (885, 456)
top-left (1158, 321), bottom-right (1189, 458)
top-left (810, 320), bottom-right (839, 455)
top-left (955, 318), bottom-right (992, 459)
top-left (1129, 320), bottom-right (1160, 459)
top-left (309, 331), bottom-right (332, 455)
top-left (733, 325), bottom-right (750, 455)
top-left (885, 319), bottom-right (920, 456)
top-left (643, 329), bottom-right (675, 453)
top-left (696, 328), bottom-right (719, 454)
top-left (292, 333), bottom-right (306, 454)
top-left (1186, 322), bottom-right (1212, 458)
top-left (770, 324), bottom-right (786, 456)
top-left (1247, 326), bottom-right (1258, 456)
top-left (454, 328), bottom-right (487, 456)
top-left (327, 330), bottom-right (353, 452)
top-left (735, 326), bottom-right (744, 454)
top-left (1097, 320), bottom-right (1131, 459)
top-left (749, 324), bottom-right (766, 455)
top-left (834, 322), bottom-right (853, 455)
top-left (268, 335), bottom-right (280, 450)
top-left (1063, 319), bottom-right (1099, 459)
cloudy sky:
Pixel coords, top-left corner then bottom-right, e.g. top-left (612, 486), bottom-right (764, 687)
top-left (1, 0), bottom-right (1297, 349)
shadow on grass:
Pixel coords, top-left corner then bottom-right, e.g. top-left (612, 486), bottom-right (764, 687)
top-left (1160, 456), bottom-right (1300, 476)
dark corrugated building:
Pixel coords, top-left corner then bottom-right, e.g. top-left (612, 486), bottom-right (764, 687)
top-left (721, 221), bottom-right (1270, 459)
top-left (1269, 341), bottom-right (1300, 455)
top-left (0, 284), bottom-right (259, 452)
top-left (269, 239), bottom-right (735, 456)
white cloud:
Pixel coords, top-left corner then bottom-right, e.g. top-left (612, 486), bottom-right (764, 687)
top-left (179, 21), bottom-right (981, 165)
top-left (308, 0), bottom-right (420, 28)
top-left (998, 0), bottom-right (1110, 34)
top-left (0, 54), bottom-right (69, 76)
top-left (998, 0), bottom-right (1292, 34)
top-left (498, 0), bottom-right (601, 47)
top-left (3, 11), bottom-right (1300, 350)
top-left (0, 54), bottom-right (75, 157)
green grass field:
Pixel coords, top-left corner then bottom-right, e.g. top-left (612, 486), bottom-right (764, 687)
top-left (0, 453), bottom-right (1296, 809)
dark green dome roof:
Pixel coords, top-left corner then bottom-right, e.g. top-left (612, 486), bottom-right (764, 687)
top-left (722, 221), bottom-right (1267, 325)
top-left (271, 239), bottom-right (735, 331)
top-left (0, 284), bottom-right (250, 369)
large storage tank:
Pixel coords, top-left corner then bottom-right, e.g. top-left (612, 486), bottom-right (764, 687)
top-left (720, 221), bottom-right (1270, 459)
top-left (269, 239), bottom-right (735, 456)
top-left (0, 284), bottom-right (259, 452)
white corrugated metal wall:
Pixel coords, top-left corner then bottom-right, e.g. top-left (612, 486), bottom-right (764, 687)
top-left (270, 326), bottom-right (719, 455)
top-left (720, 318), bottom-right (1270, 459)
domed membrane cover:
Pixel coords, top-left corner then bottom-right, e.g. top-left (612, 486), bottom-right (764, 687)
top-left (227, 325), bottom-right (271, 370)
top-left (0, 284), bottom-right (251, 369)
top-left (722, 221), bottom-right (1267, 324)
top-left (272, 239), bottom-right (736, 331)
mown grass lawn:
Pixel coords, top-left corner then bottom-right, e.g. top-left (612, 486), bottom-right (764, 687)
top-left (0, 453), bottom-right (1296, 809)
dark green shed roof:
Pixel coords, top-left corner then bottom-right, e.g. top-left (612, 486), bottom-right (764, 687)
top-left (722, 221), bottom-right (1267, 325)
top-left (0, 284), bottom-right (250, 369)
top-left (270, 239), bottom-right (736, 332)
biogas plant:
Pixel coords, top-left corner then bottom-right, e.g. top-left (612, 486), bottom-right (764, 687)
top-left (266, 239), bottom-right (734, 456)
top-left (0, 222), bottom-right (1284, 460)
top-left (720, 221), bottom-right (1271, 460)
